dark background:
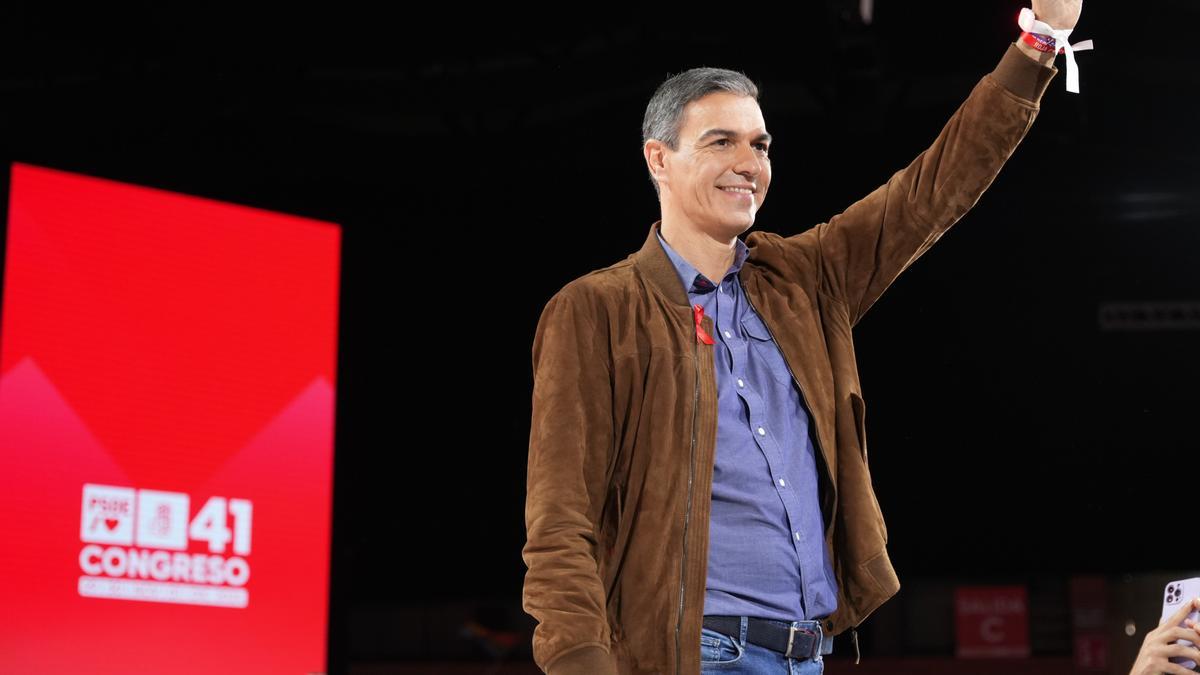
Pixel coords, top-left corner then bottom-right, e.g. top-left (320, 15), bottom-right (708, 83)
top-left (2, 2), bottom-right (1195, 671)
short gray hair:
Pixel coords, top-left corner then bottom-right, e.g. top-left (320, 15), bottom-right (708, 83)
top-left (641, 67), bottom-right (761, 199)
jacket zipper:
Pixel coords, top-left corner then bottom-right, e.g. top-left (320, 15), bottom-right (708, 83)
top-left (742, 284), bottom-right (862, 663)
top-left (675, 321), bottom-right (700, 675)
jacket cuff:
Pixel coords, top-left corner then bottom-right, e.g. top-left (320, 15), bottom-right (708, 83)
top-left (545, 644), bottom-right (618, 675)
top-left (989, 42), bottom-right (1058, 104)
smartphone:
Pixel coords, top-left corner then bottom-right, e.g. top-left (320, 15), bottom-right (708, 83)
top-left (1160, 578), bottom-right (1200, 670)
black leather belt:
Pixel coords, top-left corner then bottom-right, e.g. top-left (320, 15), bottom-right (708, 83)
top-left (703, 615), bottom-right (833, 660)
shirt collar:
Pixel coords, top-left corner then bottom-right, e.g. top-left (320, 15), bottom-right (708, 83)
top-left (655, 226), bottom-right (750, 295)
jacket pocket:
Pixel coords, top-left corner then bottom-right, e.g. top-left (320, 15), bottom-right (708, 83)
top-left (849, 391), bottom-right (868, 463)
top-left (850, 391), bottom-right (887, 543)
top-left (606, 483), bottom-right (625, 644)
top-left (602, 482), bottom-right (623, 557)
top-left (616, 483), bottom-right (623, 523)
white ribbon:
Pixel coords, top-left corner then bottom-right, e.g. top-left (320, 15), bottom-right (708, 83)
top-left (1018, 7), bottom-right (1095, 94)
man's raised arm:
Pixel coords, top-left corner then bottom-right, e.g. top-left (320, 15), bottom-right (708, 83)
top-left (522, 284), bottom-right (619, 675)
top-left (773, 41), bottom-right (1059, 328)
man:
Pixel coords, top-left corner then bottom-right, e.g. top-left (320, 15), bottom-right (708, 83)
top-left (523, 2), bottom-right (1082, 673)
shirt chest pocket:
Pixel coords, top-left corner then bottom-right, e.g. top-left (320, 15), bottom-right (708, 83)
top-left (740, 312), bottom-right (796, 388)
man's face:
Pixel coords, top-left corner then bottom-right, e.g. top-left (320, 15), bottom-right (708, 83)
top-left (652, 91), bottom-right (771, 237)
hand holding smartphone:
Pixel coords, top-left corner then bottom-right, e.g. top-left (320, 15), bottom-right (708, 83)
top-left (1152, 578), bottom-right (1200, 667)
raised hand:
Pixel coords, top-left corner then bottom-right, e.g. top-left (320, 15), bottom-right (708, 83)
top-left (1031, 0), bottom-right (1083, 31)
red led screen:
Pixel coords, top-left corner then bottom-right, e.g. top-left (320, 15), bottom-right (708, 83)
top-left (0, 162), bottom-right (340, 674)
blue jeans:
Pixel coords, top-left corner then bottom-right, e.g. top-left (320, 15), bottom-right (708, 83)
top-left (700, 616), bottom-right (825, 674)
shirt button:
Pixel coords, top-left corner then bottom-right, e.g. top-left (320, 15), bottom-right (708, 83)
top-left (778, 478), bottom-right (786, 487)
top-left (737, 379), bottom-right (744, 388)
top-left (794, 532), bottom-right (801, 541)
top-left (757, 427), bottom-right (765, 436)
top-left (723, 330), bottom-right (731, 338)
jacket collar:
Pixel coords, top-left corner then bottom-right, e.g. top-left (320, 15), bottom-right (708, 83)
top-left (634, 219), bottom-right (753, 308)
top-left (656, 223), bottom-right (750, 297)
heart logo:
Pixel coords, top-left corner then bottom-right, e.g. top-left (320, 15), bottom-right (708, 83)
top-left (105, 518), bottom-right (119, 531)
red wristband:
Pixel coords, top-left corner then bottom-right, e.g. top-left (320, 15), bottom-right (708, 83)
top-left (1021, 30), bottom-right (1064, 55)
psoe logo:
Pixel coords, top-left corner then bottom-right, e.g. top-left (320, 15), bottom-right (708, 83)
top-left (78, 483), bottom-right (254, 609)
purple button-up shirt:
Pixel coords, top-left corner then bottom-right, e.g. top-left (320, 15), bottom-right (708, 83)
top-left (656, 225), bottom-right (838, 622)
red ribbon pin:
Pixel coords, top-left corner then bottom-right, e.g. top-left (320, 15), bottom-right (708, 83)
top-left (694, 304), bottom-right (714, 345)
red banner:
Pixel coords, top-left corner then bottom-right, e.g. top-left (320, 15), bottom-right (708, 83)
top-left (955, 585), bottom-right (1031, 658)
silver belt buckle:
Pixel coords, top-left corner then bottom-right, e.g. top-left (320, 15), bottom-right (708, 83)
top-left (785, 625), bottom-right (804, 658)
top-left (786, 624), bottom-right (818, 659)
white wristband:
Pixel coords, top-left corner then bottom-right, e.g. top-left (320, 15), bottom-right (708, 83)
top-left (1018, 7), bottom-right (1095, 94)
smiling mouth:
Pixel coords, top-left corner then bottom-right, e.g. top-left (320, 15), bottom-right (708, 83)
top-left (718, 186), bottom-right (755, 202)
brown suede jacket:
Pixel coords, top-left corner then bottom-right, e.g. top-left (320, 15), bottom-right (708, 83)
top-left (523, 43), bottom-right (1058, 675)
